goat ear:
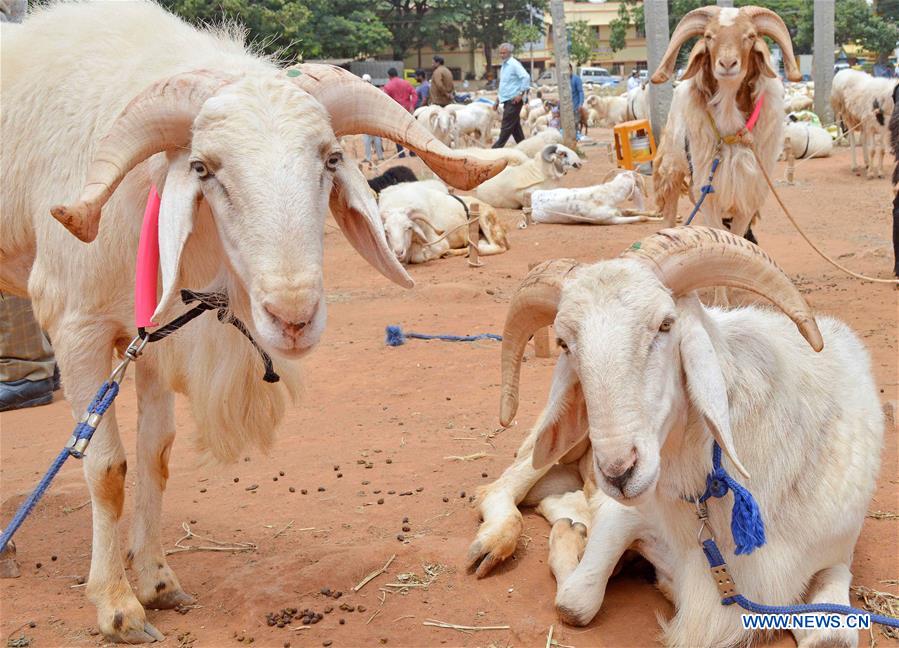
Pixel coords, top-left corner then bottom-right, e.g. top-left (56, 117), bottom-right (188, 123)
top-left (680, 41), bottom-right (708, 81)
top-left (331, 161), bottom-right (414, 288)
top-left (532, 353), bottom-right (589, 470)
top-left (677, 296), bottom-right (750, 479)
top-left (751, 40), bottom-right (778, 79)
top-left (152, 151), bottom-right (200, 321)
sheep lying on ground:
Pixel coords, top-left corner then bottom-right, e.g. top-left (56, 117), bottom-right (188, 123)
top-left (530, 171), bottom-right (658, 225)
top-left (831, 68), bottom-right (898, 179)
top-left (0, 2), bottom-right (504, 642)
top-left (378, 180), bottom-right (508, 264)
top-left (414, 105), bottom-right (456, 147)
top-left (514, 128), bottom-right (563, 158)
top-left (651, 6), bottom-right (801, 238)
top-left (470, 227), bottom-right (883, 648)
top-left (475, 144), bottom-right (582, 209)
top-left (783, 118), bottom-right (832, 159)
top-left (368, 165), bottom-right (418, 193)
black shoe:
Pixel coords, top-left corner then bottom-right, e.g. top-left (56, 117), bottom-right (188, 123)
top-left (0, 378), bottom-right (54, 412)
top-left (52, 364), bottom-right (61, 391)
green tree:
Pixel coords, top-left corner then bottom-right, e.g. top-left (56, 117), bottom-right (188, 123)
top-left (377, 0), bottom-right (448, 61)
top-left (608, 2), bottom-right (630, 54)
top-left (441, 0), bottom-right (547, 74)
top-left (567, 20), bottom-right (595, 66)
top-left (158, 0), bottom-right (393, 62)
top-left (503, 18), bottom-right (543, 51)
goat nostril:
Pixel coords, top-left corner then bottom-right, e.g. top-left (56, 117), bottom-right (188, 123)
top-left (605, 463), bottom-right (636, 492)
top-left (600, 450), bottom-right (638, 493)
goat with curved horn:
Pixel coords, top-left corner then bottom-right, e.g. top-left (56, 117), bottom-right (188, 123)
top-left (50, 70), bottom-right (237, 242)
top-left (499, 227), bottom-right (823, 427)
top-left (651, 6), bottom-right (719, 84)
top-left (288, 64), bottom-right (507, 191)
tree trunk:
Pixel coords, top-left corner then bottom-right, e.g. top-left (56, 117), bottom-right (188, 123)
top-left (484, 44), bottom-right (493, 78)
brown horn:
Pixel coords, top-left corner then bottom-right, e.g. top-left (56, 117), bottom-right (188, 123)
top-left (288, 64), bottom-right (506, 190)
top-left (621, 227), bottom-right (823, 351)
top-left (499, 259), bottom-right (579, 427)
top-left (742, 6), bottom-right (802, 82)
top-left (651, 7), bottom-right (719, 84)
top-left (50, 70), bottom-right (237, 242)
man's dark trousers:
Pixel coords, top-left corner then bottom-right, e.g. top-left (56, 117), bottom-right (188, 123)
top-left (492, 99), bottom-right (525, 148)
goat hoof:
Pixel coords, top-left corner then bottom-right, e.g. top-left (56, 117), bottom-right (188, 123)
top-left (555, 603), bottom-right (592, 627)
top-left (142, 588), bottom-right (195, 610)
top-left (99, 607), bottom-right (163, 643)
top-left (466, 515), bottom-right (523, 578)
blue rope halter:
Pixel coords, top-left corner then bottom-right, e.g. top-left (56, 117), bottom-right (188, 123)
top-left (696, 442), bottom-right (899, 628)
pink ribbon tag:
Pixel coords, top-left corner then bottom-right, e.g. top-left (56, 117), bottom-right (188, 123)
top-left (134, 185), bottom-right (161, 329)
top-left (745, 93), bottom-right (764, 133)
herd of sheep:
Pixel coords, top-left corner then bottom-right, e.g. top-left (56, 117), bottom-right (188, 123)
top-left (0, 2), bottom-right (894, 647)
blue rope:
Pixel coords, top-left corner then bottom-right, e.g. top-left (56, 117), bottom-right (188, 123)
top-left (385, 325), bottom-right (501, 347)
top-left (698, 444), bottom-right (899, 628)
top-left (698, 442), bottom-right (765, 555)
top-left (0, 380), bottom-right (120, 553)
top-left (685, 157), bottom-right (720, 226)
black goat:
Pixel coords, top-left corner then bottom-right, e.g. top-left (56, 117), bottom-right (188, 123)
top-left (368, 165), bottom-right (418, 194)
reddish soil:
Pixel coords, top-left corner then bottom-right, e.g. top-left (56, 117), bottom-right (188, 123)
top-left (1, 134), bottom-right (897, 648)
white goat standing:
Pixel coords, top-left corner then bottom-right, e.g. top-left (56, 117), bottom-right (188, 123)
top-left (475, 144), bottom-right (582, 209)
top-left (831, 69), bottom-right (898, 179)
top-left (530, 171), bottom-right (657, 225)
top-left (414, 104), bottom-right (456, 147)
top-left (470, 227), bottom-right (884, 648)
top-left (651, 6), bottom-right (801, 235)
top-left (0, 3), bottom-right (504, 642)
top-left (452, 102), bottom-right (498, 147)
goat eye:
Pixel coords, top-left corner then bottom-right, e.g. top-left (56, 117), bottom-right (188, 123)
top-left (557, 338), bottom-right (569, 352)
top-left (326, 152), bottom-right (342, 171)
top-left (659, 317), bottom-right (674, 333)
top-left (190, 160), bottom-right (211, 179)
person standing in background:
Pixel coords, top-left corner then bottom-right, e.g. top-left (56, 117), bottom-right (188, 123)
top-left (360, 74), bottom-right (384, 166)
top-left (429, 56), bottom-right (454, 107)
top-left (415, 70), bottom-right (430, 109)
top-left (491, 43), bottom-right (530, 148)
top-left (570, 63), bottom-right (584, 123)
top-left (383, 68), bottom-right (418, 158)
top-left (627, 69), bottom-right (641, 92)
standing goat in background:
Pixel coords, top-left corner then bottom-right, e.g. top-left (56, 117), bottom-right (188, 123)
top-left (831, 69), bottom-right (898, 179)
top-left (651, 6), bottom-right (801, 236)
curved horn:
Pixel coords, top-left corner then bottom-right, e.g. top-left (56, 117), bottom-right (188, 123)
top-left (499, 259), bottom-right (579, 426)
top-left (621, 227), bottom-right (823, 351)
top-left (287, 64), bottom-right (506, 190)
top-left (50, 70), bottom-right (237, 242)
top-left (742, 6), bottom-right (802, 82)
top-left (651, 7), bottom-right (719, 84)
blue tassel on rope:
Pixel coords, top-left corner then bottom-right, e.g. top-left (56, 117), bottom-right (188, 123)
top-left (385, 325), bottom-right (501, 347)
top-left (699, 442), bottom-right (766, 555)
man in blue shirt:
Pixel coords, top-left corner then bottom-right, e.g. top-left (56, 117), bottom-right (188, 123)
top-left (492, 43), bottom-right (531, 148)
top-left (415, 70), bottom-right (430, 109)
top-left (570, 64), bottom-right (584, 121)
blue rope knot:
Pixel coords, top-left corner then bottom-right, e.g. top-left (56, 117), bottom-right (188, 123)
top-left (685, 157), bottom-right (721, 226)
top-left (699, 443), bottom-right (766, 555)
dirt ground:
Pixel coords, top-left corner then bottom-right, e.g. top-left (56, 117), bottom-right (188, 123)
top-left (1, 132), bottom-right (897, 648)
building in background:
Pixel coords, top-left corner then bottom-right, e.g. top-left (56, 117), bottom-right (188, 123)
top-left (404, 1), bottom-right (646, 82)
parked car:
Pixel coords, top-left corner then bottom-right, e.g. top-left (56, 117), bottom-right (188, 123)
top-left (579, 66), bottom-right (622, 86)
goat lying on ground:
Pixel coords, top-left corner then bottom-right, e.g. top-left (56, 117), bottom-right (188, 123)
top-left (514, 128), bottom-right (563, 158)
top-left (0, 3), bottom-right (504, 642)
top-left (470, 227), bottom-right (883, 648)
top-left (475, 144), bottom-right (582, 209)
top-left (783, 118), bottom-right (832, 159)
top-left (831, 69), bottom-right (898, 179)
top-left (530, 171), bottom-right (658, 225)
top-left (379, 180), bottom-right (508, 264)
top-left (651, 6), bottom-right (800, 237)
top-left (368, 165), bottom-right (418, 194)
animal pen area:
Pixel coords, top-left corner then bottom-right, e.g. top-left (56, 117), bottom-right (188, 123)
top-left (2, 3), bottom-right (899, 648)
